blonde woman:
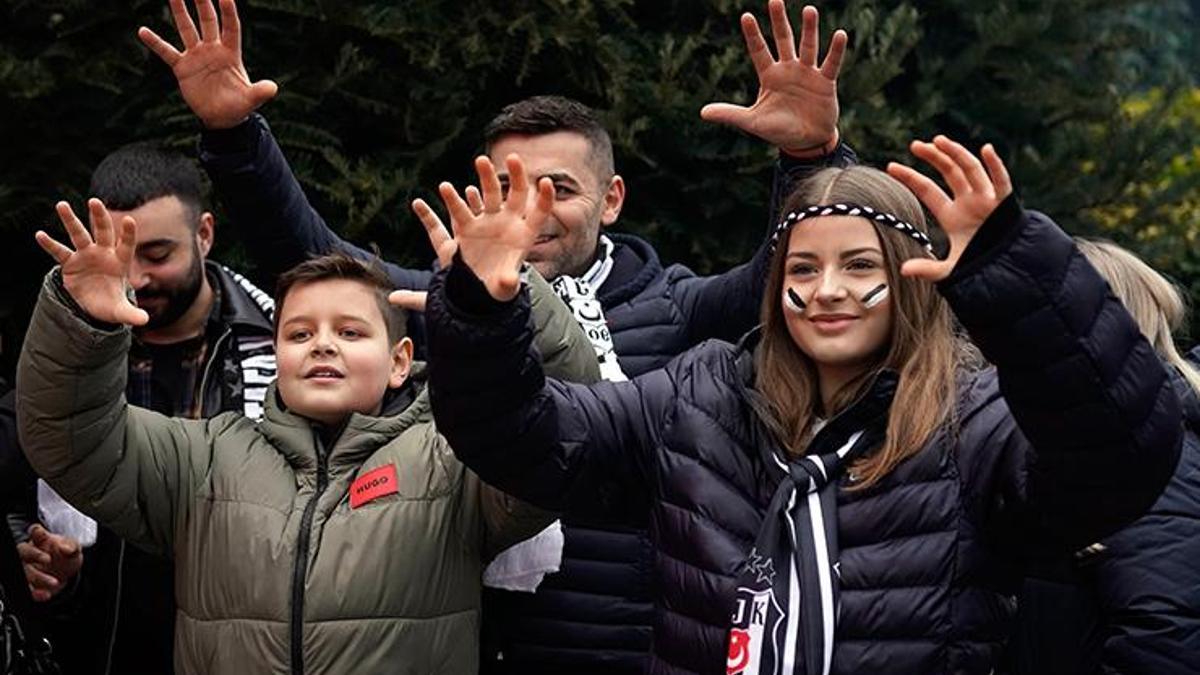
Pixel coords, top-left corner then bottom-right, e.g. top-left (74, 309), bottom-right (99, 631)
top-left (1013, 239), bottom-right (1200, 675)
top-left (419, 139), bottom-right (1182, 674)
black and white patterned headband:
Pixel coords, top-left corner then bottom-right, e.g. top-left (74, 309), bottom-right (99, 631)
top-left (771, 203), bottom-right (934, 254)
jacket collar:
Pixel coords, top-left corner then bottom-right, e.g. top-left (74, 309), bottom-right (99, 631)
top-left (258, 363), bottom-right (432, 476)
top-left (205, 260), bottom-right (274, 335)
top-left (596, 233), bottom-right (664, 309)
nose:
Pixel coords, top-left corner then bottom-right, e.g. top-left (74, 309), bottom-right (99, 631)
top-left (310, 330), bottom-right (339, 357)
top-left (128, 260), bottom-right (151, 291)
top-left (813, 268), bottom-right (849, 304)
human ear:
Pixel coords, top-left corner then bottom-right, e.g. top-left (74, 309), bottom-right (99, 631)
top-left (388, 337), bottom-right (414, 388)
top-left (600, 175), bottom-right (626, 226)
top-left (196, 212), bottom-right (215, 257)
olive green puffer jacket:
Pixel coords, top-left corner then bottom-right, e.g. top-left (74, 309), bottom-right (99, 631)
top-left (16, 269), bottom-right (599, 675)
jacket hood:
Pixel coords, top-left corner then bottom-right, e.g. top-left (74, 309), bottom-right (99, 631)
top-left (598, 233), bottom-right (664, 309)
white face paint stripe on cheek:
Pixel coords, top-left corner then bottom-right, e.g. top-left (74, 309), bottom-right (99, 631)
top-left (860, 284), bottom-right (889, 309)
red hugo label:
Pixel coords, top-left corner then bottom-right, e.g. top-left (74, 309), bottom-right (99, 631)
top-left (350, 464), bottom-right (399, 509)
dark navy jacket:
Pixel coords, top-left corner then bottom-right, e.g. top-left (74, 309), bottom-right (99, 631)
top-left (1012, 362), bottom-right (1200, 675)
top-left (425, 197), bottom-right (1182, 674)
top-left (198, 113), bottom-right (856, 672)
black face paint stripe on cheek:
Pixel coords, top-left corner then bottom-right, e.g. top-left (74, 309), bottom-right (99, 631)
top-left (786, 287), bottom-right (808, 314)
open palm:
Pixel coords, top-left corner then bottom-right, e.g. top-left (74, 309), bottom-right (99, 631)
top-left (887, 136), bottom-right (1013, 282)
top-left (138, 0), bottom-right (277, 130)
top-left (35, 199), bottom-right (148, 327)
top-left (416, 155), bottom-right (554, 302)
top-left (702, 1), bottom-right (847, 156)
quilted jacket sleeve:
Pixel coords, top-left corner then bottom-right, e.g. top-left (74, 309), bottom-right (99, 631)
top-left (670, 143), bottom-right (858, 346)
top-left (428, 260), bottom-right (673, 516)
top-left (199, 114), bottom-right (433, 293)
top-left (16, 271), bottom-right (232, 558)
top-left (939, 196), bottom-right (1182, 549)
top-left (470, 266), bottom-right (602, 555)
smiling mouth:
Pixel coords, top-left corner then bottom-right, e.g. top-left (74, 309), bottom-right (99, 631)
top-left (533, 234), bottom-right (557, 245)
top-left (808, 316), bottom-right (859, 332)
top-left (305, 367), bottom-right (344, 379)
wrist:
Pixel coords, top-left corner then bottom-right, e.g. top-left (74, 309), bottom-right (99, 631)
top-left (201, 114), bottom-right (251, 131)
top-left (781, 128), bottom-right (840, 160)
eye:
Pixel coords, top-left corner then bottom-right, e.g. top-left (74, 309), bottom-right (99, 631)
top-left (787, 263), bottom-right (818, 276)
top-left (339, 327), bottom-right (363, 339)
top-left (288, 330), bottom-right (311, 341)
top-left (846, 258), bottom-right (879, 272)
top-left (140, 249), bottom-right (170, 264)
top-left (553, 183), bottom-right (576, 199)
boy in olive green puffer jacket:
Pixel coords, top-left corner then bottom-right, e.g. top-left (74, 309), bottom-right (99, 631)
top-left (17, 197), bottom-right (599, 674)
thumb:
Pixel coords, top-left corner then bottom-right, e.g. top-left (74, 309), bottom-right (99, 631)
top-left (388, 290), bottom-right (427, 312)
top-left (900, 258), bottom-right (951, 282)
top-left (700, 102), bottom-right (752, 129)
top-left (434, 240), bottom-right (459, 270)
top-left (29, 524), bottom-right (51, 547)
top-left (55, 535), bottom-right (80, 558)
top-left (250, 80), bottom-right (279, 106)
top-left (118, 303), bottom-right (151, 327)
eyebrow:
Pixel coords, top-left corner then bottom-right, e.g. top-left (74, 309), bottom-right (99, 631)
top-left (280, 314), bottom-right (375, 328)
top-left (786, 247), bottom-right (883, 261)
top-left (136, 239), bottom-right (177, 250)
top-left (498, 171), bottom-right (581, 187)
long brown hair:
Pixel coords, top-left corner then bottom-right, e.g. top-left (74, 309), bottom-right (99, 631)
top-left (754, 166), bottom-right (967, 489)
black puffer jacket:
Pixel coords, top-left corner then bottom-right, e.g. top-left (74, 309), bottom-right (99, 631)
top-left (427, 197), bottom-right (1182, 674)
top-left (1012, 365), bottom-right (1200, 675)
top-left (199, 112), bottom-right (856, 673)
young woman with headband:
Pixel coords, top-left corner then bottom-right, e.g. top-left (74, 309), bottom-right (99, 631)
top-left (418, 137), bottom-right (1182, 674)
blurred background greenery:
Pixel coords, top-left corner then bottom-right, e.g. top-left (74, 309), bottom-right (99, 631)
top-left (1, 0), bottom-right (1197, 376)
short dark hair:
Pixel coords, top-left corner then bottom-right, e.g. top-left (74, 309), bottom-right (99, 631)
top-left (89, 144), bottom-right (207, 227)
top-left (274, 252), bottom-right (407, 344)
top-left (483, 95), bottom-right (614, 178)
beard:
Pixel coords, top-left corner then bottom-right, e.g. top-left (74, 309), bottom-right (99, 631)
top-left (137, 250), bottom-right (205, 331)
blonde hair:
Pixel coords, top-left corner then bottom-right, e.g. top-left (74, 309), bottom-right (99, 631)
top-left (754, 166), bottom-right (972, 489)
top-left (1075, 238), bottom-right (1200, 394)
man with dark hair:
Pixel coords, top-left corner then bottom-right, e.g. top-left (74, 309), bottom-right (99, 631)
top-left (4, 143), bottom-right (276, 675)
top-left (139, 1), bottom-right (854, 671)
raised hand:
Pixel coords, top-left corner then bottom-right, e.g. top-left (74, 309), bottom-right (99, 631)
top-left (17, 525), bottom-right (83, 602)
top-left (701, 1), bottom-right (847, 157)
top-left (387, 185), bottom-right (492, 312)
top-left (35, 199), bottom-right (149, 326)
top-left (887, 136), bottom-right (1013, 281)
top-left (419, 155), bottom-right (554, 302)
top-left (137, 0), bottom-right (278, 129)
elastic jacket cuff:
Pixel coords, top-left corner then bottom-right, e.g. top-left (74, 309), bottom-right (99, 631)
top-left (50, 269), bottom-right (122, 332)
top-left (778, 140), bottom-right (857, 172)
top-left (199, 113), bottom-right (264, 157)
top-left (443, 253), bottom-right (521, 318)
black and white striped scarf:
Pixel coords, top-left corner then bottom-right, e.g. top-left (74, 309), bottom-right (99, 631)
top-left (221, 266), bottom-right (277, 420)
top-left (729, 372), bottom-right (895, 675)
top-left (550, 235), bottom-right (627, 382)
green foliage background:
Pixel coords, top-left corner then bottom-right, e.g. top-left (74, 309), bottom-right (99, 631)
top-left (1, 0), bottom-right (1198, 376)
